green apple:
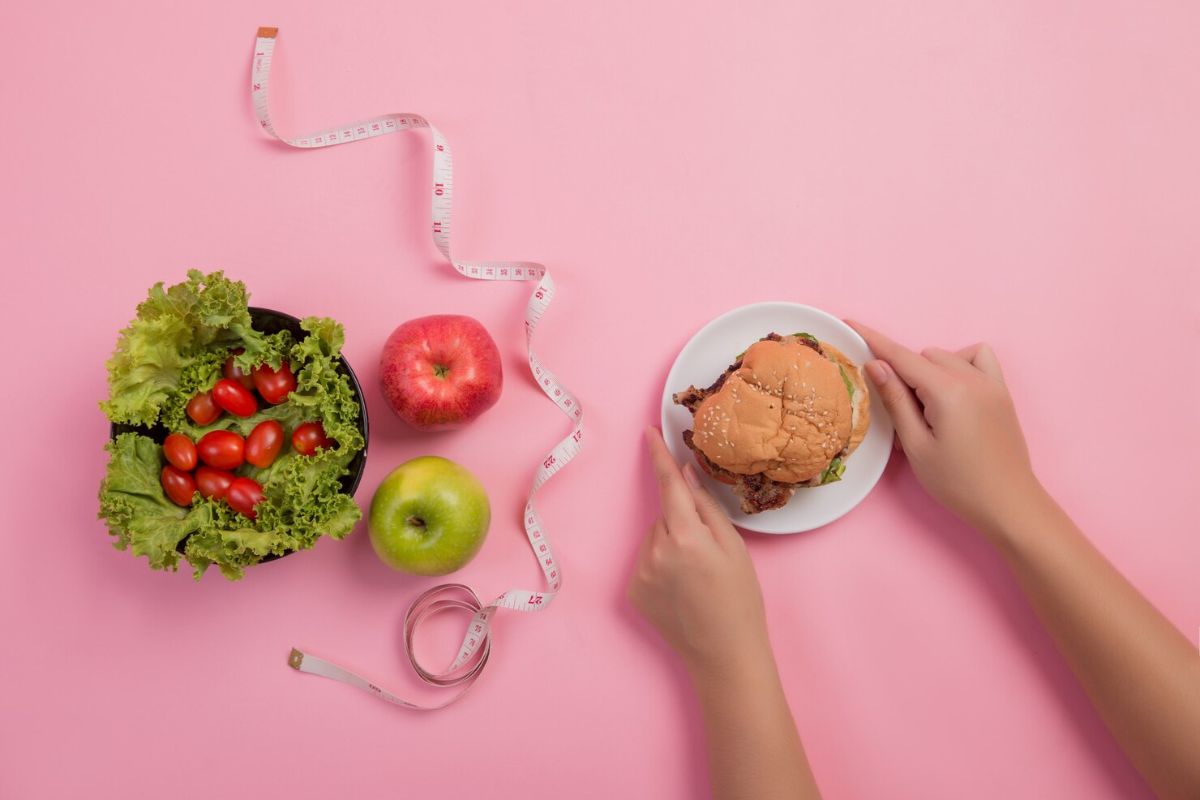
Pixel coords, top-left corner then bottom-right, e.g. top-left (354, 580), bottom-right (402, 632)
top-left (368, 456), bottom-right (491, 576)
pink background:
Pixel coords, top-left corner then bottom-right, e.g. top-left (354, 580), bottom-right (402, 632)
top-left (2, 2), bottom-right (1197, 798)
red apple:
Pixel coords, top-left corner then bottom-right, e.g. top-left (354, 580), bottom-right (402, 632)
top-left (380, 315), bottom-right (503, 430)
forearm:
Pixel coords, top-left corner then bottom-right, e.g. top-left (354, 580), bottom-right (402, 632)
top-left (986, 486), bottom-right (1200, 798)
top-left (689, 650), bottom-right (820, 800)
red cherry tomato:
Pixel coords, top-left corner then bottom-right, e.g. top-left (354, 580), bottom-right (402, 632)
top-left (162, 433), bottom-right (197, 471)
top-left (195, 466), bottom-right (236, 500)
top-left (292, 421), bottom-right (333, 456)
top-left (252, 362), bottom-right (296, 405)
top-left (212, 378), bottom-right (258, 417)
top-left (186, 391), bottom-right (221, 425)
top-left (161, 465), bottom-right (196, 507)
top-left (223, 349), bottom-right (255, 390)
top-left (226, 477), bottom-right (265, 519)
top-left (196, 429), bottom-right (245, 470)
top-left (245, 420), bottom-right (284, 468)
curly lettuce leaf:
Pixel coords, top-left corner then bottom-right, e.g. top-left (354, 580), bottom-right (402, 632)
top-left (155, 349), bottom-right (227, 433)
top-left (287, 318), bottom-right (364, 455)
top-left (98, 434), bottom-right (212, 571)
top-left (100, 270), bottom-right (268, 427)
top-left (180, 449), bottom-right (359, 580)
top-left (231, 329), bottom-right (295, 374)
top-left (97, 272), bottom-right (362, 578)
top-left (98, 285), bottom-right (365, 580)
top-left (181, 502), bottom-right (304, 581)
top-left (258, 449), bottom-right (361, 540)
top-left (99, 431), bottom-right (362, 580)
top-left (291, 316), bottom-right (344, 361)
top-left (166, 318), bottom-right (363, 456)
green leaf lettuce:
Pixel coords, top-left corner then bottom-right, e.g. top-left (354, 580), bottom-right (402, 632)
top-left (791, 332), bottom-right (820, 348)
top-left (98, 434), bottom-right (212, 572)
top-left (819, 457), bottom-right (846, 485)
top-left (100, 270), bottom-right (269, 427)
top-left (838, 365), bottom-right (856, 400)
top-left (98, 272), bottom-right (364, 580)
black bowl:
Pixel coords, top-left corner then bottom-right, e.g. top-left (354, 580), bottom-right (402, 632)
top-left (108, 306), bottom-right (370, 563)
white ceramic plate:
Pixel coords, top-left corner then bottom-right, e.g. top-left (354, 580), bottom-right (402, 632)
top-left (660, 302), bottom-right (893, 534)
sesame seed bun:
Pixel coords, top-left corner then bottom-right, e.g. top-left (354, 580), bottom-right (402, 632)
top-left (689, 334), bottom-right (869, 485)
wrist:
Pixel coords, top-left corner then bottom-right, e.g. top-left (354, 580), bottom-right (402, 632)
top-left (685, 635), bottom-right (779, 694)
top-left (976, 475), bottom-right (1057, 553)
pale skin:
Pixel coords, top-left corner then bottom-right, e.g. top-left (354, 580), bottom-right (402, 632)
top-left (629, 321), bottom-right (1200, 799)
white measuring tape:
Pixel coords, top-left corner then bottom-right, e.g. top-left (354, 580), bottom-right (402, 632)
top-left (251, 27), bottom-right (583, 709)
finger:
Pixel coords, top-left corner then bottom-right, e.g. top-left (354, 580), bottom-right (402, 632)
top-left (627, 519), bottom-right (662, 607)
top-left (846, 320), bottom-right (945, 391)
top-left (634, 517), bottom-right (662, 566)
top-left (863, 359), bottom-right (932, 446)
top-left (651, 516), bottom-right (668, 544)
top-left (634, 517), bottom-right (665, 575)
top-left (644, 426), bottom-right (701, 534)
top-left (958, 342), bottom-right (1005, 383)
top-left (955, 343), bottom-right (984, 363)
top-left (682, 463), bottom-right (737, 545)
top-left (922, 346), bottom-right (974, 374)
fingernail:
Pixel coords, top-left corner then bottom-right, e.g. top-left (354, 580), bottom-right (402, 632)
top-left (682, 462), bottom-right (701, 489)
top-left (866, 360), bottom-right (890, 385)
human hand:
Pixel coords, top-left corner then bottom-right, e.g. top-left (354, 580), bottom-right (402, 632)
top-left (628, 427), bottom-right (771, 677)
top-left (847, 321), bottom-right (1043, 535)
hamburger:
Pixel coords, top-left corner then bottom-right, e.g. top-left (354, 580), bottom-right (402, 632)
top-left (673, 332), bottom-right (870, 514)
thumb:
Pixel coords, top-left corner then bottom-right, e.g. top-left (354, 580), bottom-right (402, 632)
top-left (865, 359), bottom-right (931, 447)
top-left (682, 462), bottom-right (740, 544)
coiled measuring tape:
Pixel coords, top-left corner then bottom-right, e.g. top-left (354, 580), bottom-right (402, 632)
top-left (251, 27), bottom-right (583, 709)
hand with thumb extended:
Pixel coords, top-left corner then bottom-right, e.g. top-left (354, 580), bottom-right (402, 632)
top-left (848, 321), bottom-right (1042, 535)
top-left (628, 427), bottom-right (771, 676)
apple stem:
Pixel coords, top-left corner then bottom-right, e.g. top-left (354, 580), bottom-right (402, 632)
top-left (406, 516), bottom-right (426, 529)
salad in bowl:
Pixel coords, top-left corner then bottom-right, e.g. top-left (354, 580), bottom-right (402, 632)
top-left (98, 270), bottom-right (368, 580)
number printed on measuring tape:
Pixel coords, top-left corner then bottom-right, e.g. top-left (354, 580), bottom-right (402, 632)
top-left (252, 27), bottom-right (583, 710)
